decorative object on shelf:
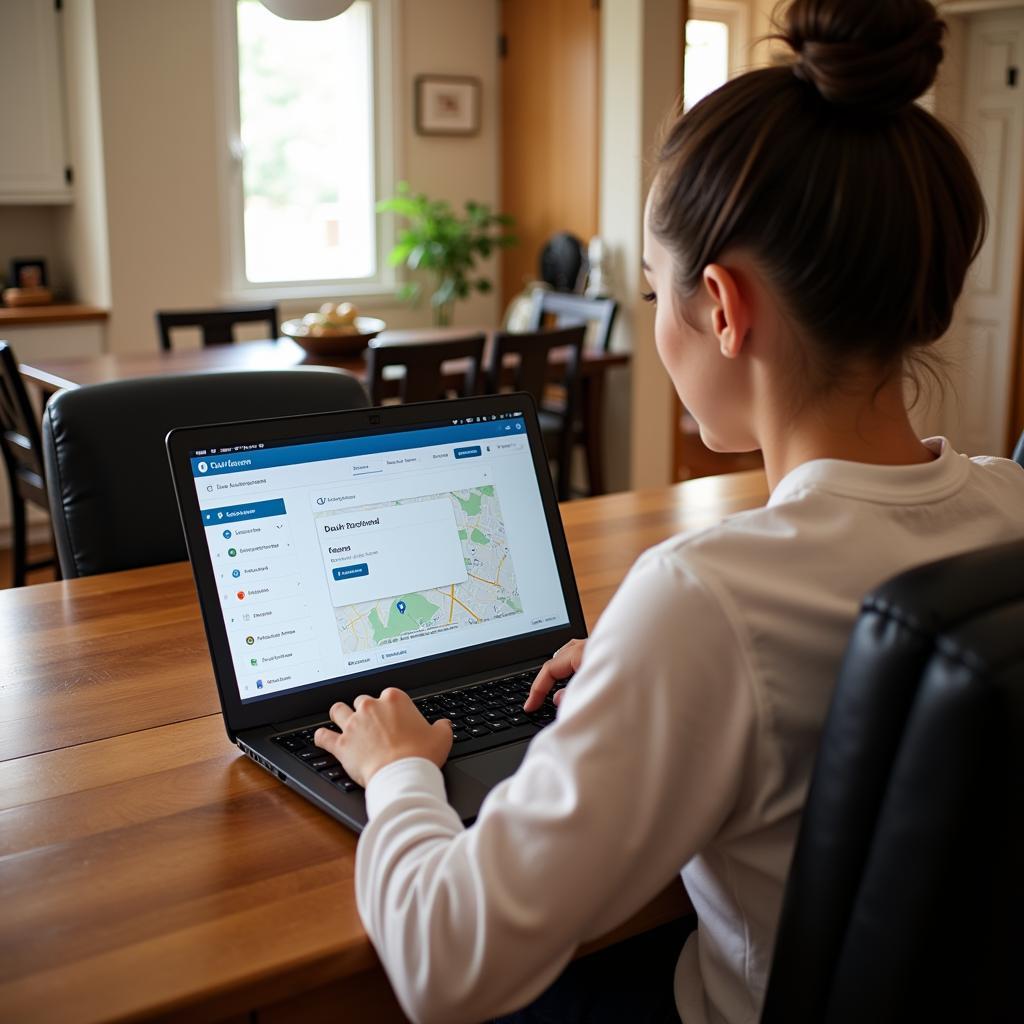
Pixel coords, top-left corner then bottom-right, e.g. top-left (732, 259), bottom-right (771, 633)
top-left (281, 302), bottom-right (385, 356)
top-left (539, 232), bottom-right (586, 293)
top-left (378, 182), bottom-right (516, 327)
top-left (9, 258), bottom-right (48, 289)
top-left (415, 75), bottom-right (481, 137)
top-left (258, 0), bottom-right (355, 20)
top-left (3, 261), bottom-right (52, 307)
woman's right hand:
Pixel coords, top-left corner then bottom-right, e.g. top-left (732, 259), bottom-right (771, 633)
top-left (523, 638), bottom-right (586, 712)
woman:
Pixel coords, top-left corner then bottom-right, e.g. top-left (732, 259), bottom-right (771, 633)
top-left (315, 1), bottom-right (1024, 1020)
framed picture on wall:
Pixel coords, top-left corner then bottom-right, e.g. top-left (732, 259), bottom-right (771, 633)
top-left (415, 75), bottom-right (481, 137)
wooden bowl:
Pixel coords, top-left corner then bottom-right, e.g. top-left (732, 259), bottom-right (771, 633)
top-left (281, 316), bottom-right (386, 357)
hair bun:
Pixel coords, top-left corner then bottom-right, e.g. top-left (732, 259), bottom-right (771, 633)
top-left (782, 0), bottom-right (945, 114)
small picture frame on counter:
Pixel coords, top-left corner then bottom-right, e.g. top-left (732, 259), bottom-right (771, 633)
top-left (9, 258), bottom-right (48, 290)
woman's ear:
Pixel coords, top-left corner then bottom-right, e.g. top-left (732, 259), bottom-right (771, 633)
top-left (702, 264), bottom-right (751, 359)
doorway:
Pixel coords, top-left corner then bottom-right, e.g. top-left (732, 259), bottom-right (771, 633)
top-left (942, 5), bottom-right (1024, 457)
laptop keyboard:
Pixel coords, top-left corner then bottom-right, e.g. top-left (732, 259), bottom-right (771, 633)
top-left (270, 670), bottom-right (559, 793)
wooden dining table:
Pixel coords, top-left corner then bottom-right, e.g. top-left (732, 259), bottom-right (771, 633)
top-left (17, 329), bottom-right (630, 496)
top-left (0, 471), bottom-right (768, 1024)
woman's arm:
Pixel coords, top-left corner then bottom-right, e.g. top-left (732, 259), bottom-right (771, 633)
top-left (354, 552), bottom-right (759, 1024)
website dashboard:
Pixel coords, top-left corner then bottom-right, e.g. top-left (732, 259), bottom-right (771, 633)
top-left (190, 414), bottom-right (570, 703)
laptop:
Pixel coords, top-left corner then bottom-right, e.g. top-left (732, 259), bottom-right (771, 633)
top-left (166, 392), bottom-right (586, 831)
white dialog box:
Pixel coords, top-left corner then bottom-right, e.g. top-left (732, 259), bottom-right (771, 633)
top-left (316, 497), bottom-right (468, 608)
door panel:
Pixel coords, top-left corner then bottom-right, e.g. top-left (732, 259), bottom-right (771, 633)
top-left (952, 10), bottom-right (1024, 457)
top-left (500, 0), bottom-right (600, 308)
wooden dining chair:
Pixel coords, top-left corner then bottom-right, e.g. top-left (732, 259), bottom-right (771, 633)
top-left (526, 289), bottom-right (618, 352)
top-left (365, 333), bottom-right (486, 405)
top-left (0, 341), bottom-right (58, 586)
top-left (526, 290), bottom-right (619, 496)
top-left (487, 325), bottom-right (585, 501)
top-left (155, 305), bottom-right (280, 350)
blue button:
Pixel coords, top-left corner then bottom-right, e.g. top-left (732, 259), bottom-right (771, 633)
top-left (454, 446), bottom-right (482, 459)
top-left (333, 563), bottom-right (369, 581)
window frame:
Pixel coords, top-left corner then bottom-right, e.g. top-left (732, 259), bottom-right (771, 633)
top-left (214, 0), bottom-right (401, 303)
top-left (687, 0), bottom-right (751, 79)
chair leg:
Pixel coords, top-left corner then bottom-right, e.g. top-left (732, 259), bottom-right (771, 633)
top-left (11, 493), bottom-right (27, 588)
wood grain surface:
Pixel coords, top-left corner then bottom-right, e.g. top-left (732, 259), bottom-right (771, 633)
top-left (0, 303), bottom-right (108, 326)
top-left (0, 472), bottom-right (768, 1023)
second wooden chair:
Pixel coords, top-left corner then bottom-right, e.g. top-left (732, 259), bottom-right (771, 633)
top-left (487, 325), bottom-right (585, 501)
top-left (155, 305), bottom-right (279, 350)
top-left (365, 333), bottom-right (486, 405)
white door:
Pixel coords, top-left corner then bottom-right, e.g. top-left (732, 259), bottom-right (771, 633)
top-left (948, 8), bottom-right (1024, 457)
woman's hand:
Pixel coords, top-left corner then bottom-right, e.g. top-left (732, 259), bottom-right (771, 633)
top-left (314, 688), bottom-right (453, 788)
top-left (523, 638), bottom-right (586, 712)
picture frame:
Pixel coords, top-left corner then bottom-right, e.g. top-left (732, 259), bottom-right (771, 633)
top-left (414, 75), bottom-right (481, 137)
top-left (9, 258), bottom-right (48, 290)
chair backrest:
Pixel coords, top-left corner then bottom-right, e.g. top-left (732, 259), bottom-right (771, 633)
top-left (526, 289), bottom-right (618, 352)
top-left (1013, 429), bottom-right (1024, 468)
top-left (42, 367), bottom-right (367, 578)
top-left (155, 305), bottom-right (280, 350)
top-left (365, 333), bottom-right (486, 405)
top-left (0, 340), bottom-right (47, 504)
top-left (762, 539), bottom-right (1024, 1023)
top-left (487, 326), bottom-right (585, 411)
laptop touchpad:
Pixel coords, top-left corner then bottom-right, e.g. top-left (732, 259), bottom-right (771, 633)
top-left (450, 740), bottom-right (531, 788)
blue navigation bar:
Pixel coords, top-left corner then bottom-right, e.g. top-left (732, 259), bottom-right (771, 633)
top-left (454, 446), bottom-right (482, 459)
top-left (202, 498), bottom-right (286, 526)
top-left (333, 563), bottom-right (369, 581)
top-left (191, 419), bottom-right (524, 477)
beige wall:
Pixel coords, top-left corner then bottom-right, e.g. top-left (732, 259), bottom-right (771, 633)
top-left (56, 0), bottom-right (500, 353)
top-left (600, 0), bottom-right (684, 491)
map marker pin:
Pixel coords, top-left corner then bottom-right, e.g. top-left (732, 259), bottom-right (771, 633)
top-left (396, 600), bottom-right (407, 614)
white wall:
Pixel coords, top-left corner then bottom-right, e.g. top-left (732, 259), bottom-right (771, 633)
top-left (85, 0), bottom-right (499, 354)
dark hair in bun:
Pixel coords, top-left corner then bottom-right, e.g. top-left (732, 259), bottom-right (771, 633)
top-left (784, 0), bottom-right (946, 114)
top-left (651, 0), bottom-right (985, 389)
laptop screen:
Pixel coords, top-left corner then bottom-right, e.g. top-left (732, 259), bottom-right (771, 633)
top-left (187, 410), bottom-right (571, 703)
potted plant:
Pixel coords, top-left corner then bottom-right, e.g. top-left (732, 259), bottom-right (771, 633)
top-left (377, 183), bottom-right (516, 327)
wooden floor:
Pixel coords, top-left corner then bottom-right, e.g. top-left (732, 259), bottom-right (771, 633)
top-left (0, 544), bottom-right (58, 590)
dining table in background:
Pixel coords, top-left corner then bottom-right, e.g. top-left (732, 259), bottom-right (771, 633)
top-left (17, 329), bottom-right (630, 496)
top-left (0, 471), bottom-right (768, 1024)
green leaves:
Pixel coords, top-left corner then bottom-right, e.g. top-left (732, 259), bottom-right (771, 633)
top-left (377, 182), bottom-right (517, 325)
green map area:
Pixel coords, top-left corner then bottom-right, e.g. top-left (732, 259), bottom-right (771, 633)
top-left (328, 485), bottom-right (522, 651)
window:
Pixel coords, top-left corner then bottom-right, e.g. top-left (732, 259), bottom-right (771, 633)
top-left (221, 0), bottom-right (396, 297)
top-left (683, 2), bottom-right (750, 113)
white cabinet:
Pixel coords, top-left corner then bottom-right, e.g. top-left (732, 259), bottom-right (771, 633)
top-left (0, 0), bottom-right (71, 203)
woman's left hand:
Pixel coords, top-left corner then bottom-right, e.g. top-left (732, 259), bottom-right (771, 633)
top-left (314, 687), bottom-right (453, 788)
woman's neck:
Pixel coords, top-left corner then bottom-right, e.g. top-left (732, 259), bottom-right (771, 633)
top-left (759, 374), bottom-right (937, 492)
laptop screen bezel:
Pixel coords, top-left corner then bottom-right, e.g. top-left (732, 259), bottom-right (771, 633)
top-left (166, 392), bottom-right (587, 737)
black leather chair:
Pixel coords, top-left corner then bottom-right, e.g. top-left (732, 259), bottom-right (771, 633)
top-left (42, 368), bottom-right (367, 578)
top-left (487, 326), bottom-right (585, 502)
top-left (155, 305), bottom-right (279, 350)
top-left (761, 538), bottom-right (1024, 1023)
top-left (0, 341), bottom-right (58, 585)
top-left (365, 333), bottom-right (485, 404)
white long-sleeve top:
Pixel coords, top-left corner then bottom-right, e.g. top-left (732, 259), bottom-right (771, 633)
top-left (355, 440), bottom-right (1024, 1024)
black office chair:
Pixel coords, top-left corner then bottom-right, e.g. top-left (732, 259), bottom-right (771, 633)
top-left (0, 341), bottom-right (59, 586)
top-left (1012, 429), bottom-right (1024, 468)
top-left (155, 305), bottom-right (280, 351)
top-left (42, 367), bottom-right (367, 578)
top-left (487, 326), bottom-right (585, 502)
top-left (761, 538), bottom-right (1024, 1023)
top-left (365, 333), bottom-right (486, 405)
